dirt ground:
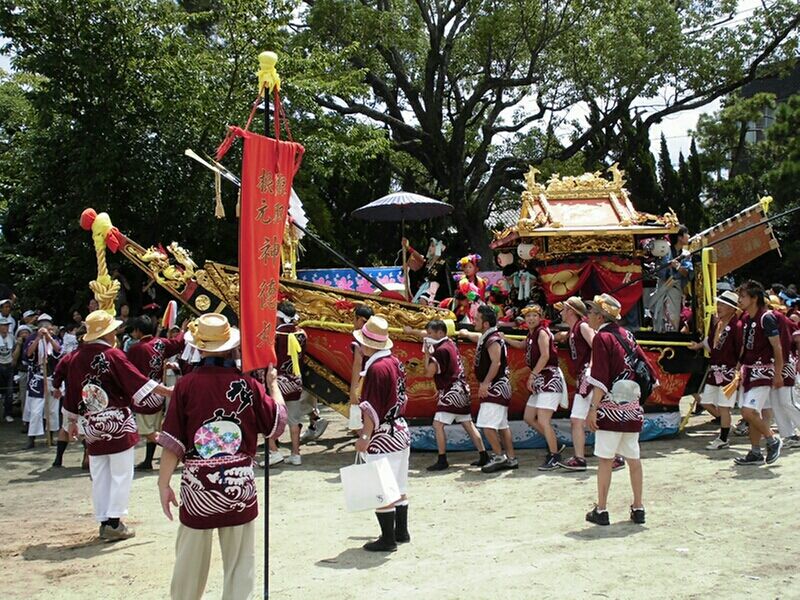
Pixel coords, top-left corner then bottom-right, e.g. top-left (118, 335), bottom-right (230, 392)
top-left (0, 400), bottom-right (798, 600)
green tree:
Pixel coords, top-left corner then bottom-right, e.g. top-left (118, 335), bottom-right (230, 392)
top-left (298, 0), bottom-right (799, 256)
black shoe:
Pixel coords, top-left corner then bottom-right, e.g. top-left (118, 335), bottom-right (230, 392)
top-left (426, 456), bottom-right (449, 472)
top-left (51, 461), bottom-right (63, 469)
top-left (481, 454), bottom-right (508, 473)
top-left (505, 457), bottom-right (519, 470)
top-left (363, 511), bottom-right (397, 552)
top-left (586, 506), bottom-right (610, 526)
top-left (23, 439), bottom-right (34, 450)
top-left (538, 453), bottom-right (561, 471)
top-left (394, 505), bottom-right (410, 544)
top-left (734, 450), bottom-right (764, 466)
top-left (765, 437), bottom-right (783, 464)
top-left (630, 506), bottom-right (646, 524)
top-left (135, 461), bottom-right (153, 472)
top-left (470, 451), bottom-right (490, 467)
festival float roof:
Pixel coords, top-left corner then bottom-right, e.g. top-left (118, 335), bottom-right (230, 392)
top-left (491, 164), bottom-right (680, 253)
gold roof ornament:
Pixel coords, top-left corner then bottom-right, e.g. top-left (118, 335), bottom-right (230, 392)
top-left (492, 164), bottom-right (679, 247)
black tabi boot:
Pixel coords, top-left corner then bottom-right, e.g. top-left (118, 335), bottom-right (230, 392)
top-left (136, 442), bottom-right (157, 471)
top-left (394, 504), bottom-right (410, 544)
top-left (426, 454), bottom-right (449, 471)
top-left (470, 450), bottom-right (490, 467)
top-left (52, 440), bottom-right (68, 467)
top-left (24, 436), bottom-right (35, 450)
top-left (363, 510), bottom-right (397, 552)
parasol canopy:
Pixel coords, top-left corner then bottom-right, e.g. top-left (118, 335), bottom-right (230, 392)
top-left (351, 192), bottom-right (453, 222)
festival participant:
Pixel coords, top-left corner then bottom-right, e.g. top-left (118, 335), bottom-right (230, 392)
top-left (733, 280), bottom-right (784, 465)
top-left (13, 325), bottom-right (32, 429)
top-left (127, 315), bottom-right (185, 471)
top-left (459, 305), bottom-right (517, 473)
top-left (412, 319), bottom-right (489, 470)
top-left (51, 327), bottom-right (89, 469)
top-left (584, 294), bottom-right (652, 526)
top-left (506, 304), bottom-right (567, 471)
top-left (767, 300), bottom-right (800, 446)
top-left (62, 310), bottom-right (171, 541)
top-left (157, 313), bottom-right (286, 599)
top-left (23, 314), bottom-right (61, 449)
top-left (688, 291), bottom-right (742, 450)
top-left (348, 304), bottom-right (374, 432)
top-left (267, 301), bottom-right (309, 466)
top-left (553, 297), bottom-right (596, 471)
top-left (455, 254), bottom-right (488, 301)
top-left (652, 225), bottom-right (693, 333)
top-left (353, 316), bottom-right (411, 552)
top-left (0, 317), bottom-right (15, 422)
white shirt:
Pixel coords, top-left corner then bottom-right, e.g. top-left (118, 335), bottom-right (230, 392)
top-left (0, 333), bottom-right (15, 365)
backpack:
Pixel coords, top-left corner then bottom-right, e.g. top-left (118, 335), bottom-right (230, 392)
top-left (608, 328), bottom-right (656, 402)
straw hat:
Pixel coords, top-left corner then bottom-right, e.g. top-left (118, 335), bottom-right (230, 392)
top-left (84, 310), bottom-right (124, 342)
top-left (352, 315), bottom-right (393, 350)
top-left (715, 290), bottom-right (739, 310)
top-left (185, 313), bottom-right (241, 353)
top-left (586, 293), bottom-right (622, 321)
top-left (553, 296), bottom-right (587, 317)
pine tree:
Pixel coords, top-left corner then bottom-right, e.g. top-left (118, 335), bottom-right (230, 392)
top-left (658, 134), bottom-right (683, 217)
top-left (618, 116), bottom-right (664, 214)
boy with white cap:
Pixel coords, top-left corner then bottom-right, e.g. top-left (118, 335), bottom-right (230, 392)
top-left (353, 315), bottom-right (411, 551)
top-left (688, 290), bottom-right (742, 449)
top-left (23, 313), bottom-right (61, 448)
top-left (62, 310), bottom-right (172, 541)
top-left (158, 313), bottom-right (287, 599)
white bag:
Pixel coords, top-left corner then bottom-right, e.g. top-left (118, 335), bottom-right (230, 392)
top-left (348, 404), bottom-right (363, 430)
top-left (340, 453), bottom-right (401, 513)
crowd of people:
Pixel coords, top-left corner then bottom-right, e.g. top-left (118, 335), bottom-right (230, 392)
top-left (2, 270), bottom-right (800, 599)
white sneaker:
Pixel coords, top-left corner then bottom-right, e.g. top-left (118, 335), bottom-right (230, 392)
top-left (4, 416), bottom-right (13, 423)
top-left (706, 437), bottom-right (730, 450)
top-left (782, 435), bottom-right (800, 449)
top-left (285, 454), bottom-right (302, 466)
top-left (268, 451), bottom-right (284, 466)
top-left (300, 418), bottom-right (328, 443)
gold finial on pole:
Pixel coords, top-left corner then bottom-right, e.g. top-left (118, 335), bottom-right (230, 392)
top-left (80, 208), bottom-right (121, 315)
top-left (257, 51), bottom-right (281, 98)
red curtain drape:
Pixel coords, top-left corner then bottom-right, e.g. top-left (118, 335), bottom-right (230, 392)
top-left (537, 256), bottom-right (642, 316)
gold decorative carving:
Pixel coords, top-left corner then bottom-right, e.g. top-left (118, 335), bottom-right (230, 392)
top-left (195, 294), bottom-right (211, 311)
top-left (544, 168), bottom-right (623, 199)
top-left (123, 242), bottom-right (197, 295)
top-left (201, 262), bottom-right (241, 314)
top-left (281, 281), bottom-right (455, 331)
top-left (547, 235), bottom-right (634, 255)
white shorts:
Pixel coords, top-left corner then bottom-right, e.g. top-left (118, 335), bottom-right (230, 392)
top-left (741, 387), bottom-right (771, 412)
top-left (365, 447), bottom-right (409, 495)
top-left (476, 403), bottom-right (509, 430)
top-left (701, 385), bottom-right (737, 408)
top-left (433, 411), bottom-right (472, 425)
top-left (570, 393), bottom-right (591, 420)
top-left (136, 411), bottom-right (163, 436)
top-left (287, 391), bottom-right (316, 427)
top-left (594, 430), bottom-right (640, 460)
top-left (526, 393), bottom-right (561, 412)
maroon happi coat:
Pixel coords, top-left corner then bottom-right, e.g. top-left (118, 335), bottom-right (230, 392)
top-left (705, 314), bottom-right (743, 387)
top-left (274, 323), bottom-right (306, 402)
top-left (359, 353), bottom-right (410, 454)
top-left (52, 349), bottom-right (76, 403)
top-left (473, 328), bottom-right (511, 407)
top-left (587, 322), bottom-right (646, 433)
top-left (775, 311), bottom-right (797, 386)
top-left (568, 318), bottom-right (593, 395)
top-left (740, 309), bottom-right (780, 391)
top-left (62, 341), bottom-right (163, 456)
top-left (127, 333), bottom-right (185, 383)
top-left (525, 324), bottom-right (565, 395)
top-left (429, 338), bottom-right (471, 415)
top-left (159, 363), bottom-right (287, 529)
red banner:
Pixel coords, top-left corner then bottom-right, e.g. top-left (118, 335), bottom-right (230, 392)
top-left (218, 109), bottom-right (304, 372)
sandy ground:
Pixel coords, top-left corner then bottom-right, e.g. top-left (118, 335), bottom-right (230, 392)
top-left (0, 400), bottom-right (798, 600)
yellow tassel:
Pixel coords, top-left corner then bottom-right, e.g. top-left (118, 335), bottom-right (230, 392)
top-left (287, 333), bottom-right (302, 376)
top-left (722, 371), bottom-right (741, 398)
top-left (214, 171), bottom-right (225, 219)
top-left (236, 188), bottom-right (241, 218)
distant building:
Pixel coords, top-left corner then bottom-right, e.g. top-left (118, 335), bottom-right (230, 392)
top-left (740, 60), bottom-right (800, 144)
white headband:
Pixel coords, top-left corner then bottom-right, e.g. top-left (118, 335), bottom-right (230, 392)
top-left (277, 310), bottom-right (299, 324)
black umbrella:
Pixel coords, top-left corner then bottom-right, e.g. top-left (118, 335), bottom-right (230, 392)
top-left (352, 192), bottom-right (454, 298)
